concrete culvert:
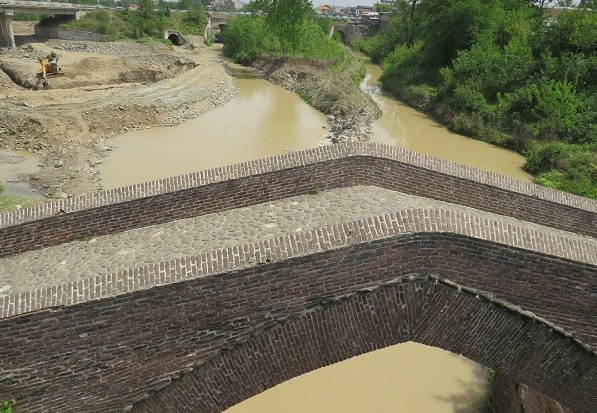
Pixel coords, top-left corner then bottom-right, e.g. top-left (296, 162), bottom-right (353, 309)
top-left (166, 31), bottom-right (185, 46)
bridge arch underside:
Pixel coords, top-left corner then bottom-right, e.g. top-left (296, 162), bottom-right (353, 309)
top-left (2, 234), bottom-right (595, 413)
top-left (131, 235), bottom-right (597, 413)
top-left (135, 276), bottom-right (596, 413)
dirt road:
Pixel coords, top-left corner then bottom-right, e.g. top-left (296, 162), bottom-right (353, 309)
top-left (0, 22), bottom-right (236, 197)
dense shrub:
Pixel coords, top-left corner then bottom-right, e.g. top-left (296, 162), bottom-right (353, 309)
top-left (57, 4), bottom-right (206, 41)
top-left (222, 16), bottom-right (273, 64)
top-left (356, 0), bottom-right (597, 198)
top-left (222, 13), bottom-right (345, 65)
top-left (1, 400), bottom-right (15, 413)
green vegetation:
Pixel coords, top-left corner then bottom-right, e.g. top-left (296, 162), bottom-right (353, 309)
top-left (353, 0), bottom-right (597, 198)
top-left (0, 191), bottom-right (40, 213)
top-left (0, 181), bottom-right (40, 213)
top-left (12, 13), bottom-right (52, 22)
top-left (222, 0), bottom-right (346, 64)
top-left (1, 400), bottom-right (16, 413)
top-left (56, 0), bottom-right (207, 41)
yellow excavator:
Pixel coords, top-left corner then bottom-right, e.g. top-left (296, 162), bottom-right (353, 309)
top-left (38, 52), bottom-right (64, 89)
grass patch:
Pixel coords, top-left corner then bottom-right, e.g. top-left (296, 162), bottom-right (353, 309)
top-left (0, 193), bottom-right (41, 213)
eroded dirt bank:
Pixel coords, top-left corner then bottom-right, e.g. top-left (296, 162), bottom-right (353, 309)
top-left (0, 23), bottom-right (378, 199)
top-left (252, 54), bottom-right (379, 143)
top-left (0, 24), bottom-right (236, 197)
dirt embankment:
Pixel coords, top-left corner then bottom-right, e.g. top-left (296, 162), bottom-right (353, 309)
top-left (253, 54), bottom-right (380, 143)
top-left (0, 24), bottom-right (237, 198)
top-left (1, 23), bottom-right (377, 200)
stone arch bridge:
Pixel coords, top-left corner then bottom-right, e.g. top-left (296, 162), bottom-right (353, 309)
top-left (0, 143), bottom-right (595, 413)
top-left (205, 13), bottom-right (366, 45)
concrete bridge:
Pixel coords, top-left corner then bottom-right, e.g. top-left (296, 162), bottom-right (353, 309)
top-left (0, 1), bottom-right (93, 48)
top-left (0, 143), bottom-right (595, 413)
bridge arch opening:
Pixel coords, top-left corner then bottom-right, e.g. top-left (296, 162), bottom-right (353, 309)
top-left (132, 278), bottom-right (596, 413)
top-left (223, 341), bottom-right (487, 412)
top-left (335, 29), bottom-right (347, 45)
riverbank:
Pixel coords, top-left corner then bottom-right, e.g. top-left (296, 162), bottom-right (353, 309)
top-left (0, 24), bottom-right (380, 206)
top-left (0, 22), bottom-right (237, 201)
top-left (252, 51), bottom-right (380, 143)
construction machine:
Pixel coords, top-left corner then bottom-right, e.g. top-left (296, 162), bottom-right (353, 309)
top-left (38, 52), bottom-right (63, 89)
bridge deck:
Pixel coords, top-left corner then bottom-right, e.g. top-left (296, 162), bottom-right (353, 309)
top-left (0, 1), bottom-right (93, 13)
top-left (1, 185), bottom-right (595, 297)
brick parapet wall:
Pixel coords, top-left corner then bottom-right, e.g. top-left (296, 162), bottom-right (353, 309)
top-left (1, 233), bottom-right (595, 413)
top-left (1, 144), bottom-right (595, 258)
top-left (1, 209), bottom-right (595, 321)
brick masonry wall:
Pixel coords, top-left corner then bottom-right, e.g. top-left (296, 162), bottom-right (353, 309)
top-left (1, 143), bottom-right (595, 258)
top-left (482, 372), bottom-right (575, 413)
top-left (485, 373), bottom-right (523, 413)
top-left (0, 233), bottom-right (595, 413)
top-left (519, 384), bottom-right (576, 413)
top-left (1, 143), bottom-right (596, 413)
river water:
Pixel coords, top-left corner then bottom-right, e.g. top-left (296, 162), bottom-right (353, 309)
top-left (1, 56), bottom-right (532, 412)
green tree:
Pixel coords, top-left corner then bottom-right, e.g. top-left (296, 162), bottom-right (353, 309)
top-left (264, 0), bottom-right (313, 54)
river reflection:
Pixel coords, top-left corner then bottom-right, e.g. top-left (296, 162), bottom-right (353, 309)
top-left (364, 65), bottom-right (532, 182)
top-left (224, 342), bottom-right (488, 413)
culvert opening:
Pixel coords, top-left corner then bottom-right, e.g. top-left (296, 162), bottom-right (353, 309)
top-left (167, 33), bottom-right (184, 46)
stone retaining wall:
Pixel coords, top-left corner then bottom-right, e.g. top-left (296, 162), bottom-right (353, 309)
top-left (34, 25), bottom-right (107, 42)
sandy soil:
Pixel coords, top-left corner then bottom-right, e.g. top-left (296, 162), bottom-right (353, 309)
top-left (0, 22), bottom-right (237, 197)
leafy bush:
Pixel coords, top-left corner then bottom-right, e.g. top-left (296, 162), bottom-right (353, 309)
top-left (353, 15), bottom-right (410, 64)
top-left (222, 13), bottom-right (345, 65)
top-left (60, 10), bottom-right (112, 35)
top-left (222, 15), bottom-right (273, 64)
top-left (379, 41), bottom-right (427, 95)
top-left (1, 400), bottom-right (16, 413)
top-left (58, 4), bottom-right (206, 41)
top-left (524, 141), bottom-right (597, 198)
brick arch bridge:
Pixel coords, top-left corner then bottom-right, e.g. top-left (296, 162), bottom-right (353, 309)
top-left (0, 143), bottom-right (595, 413)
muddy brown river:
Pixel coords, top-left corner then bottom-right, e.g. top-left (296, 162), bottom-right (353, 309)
top-left (1, 58), bottom-right (531, 412)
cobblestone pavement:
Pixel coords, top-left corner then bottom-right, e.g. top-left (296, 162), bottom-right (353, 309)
top-left (0, 186), bottom-right (595, 296)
